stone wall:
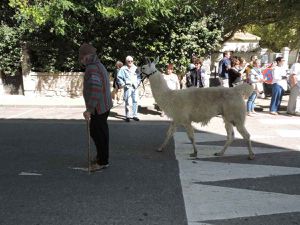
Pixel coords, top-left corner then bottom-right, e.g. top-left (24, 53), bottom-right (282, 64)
top-left (21, 71), bottom-right (152, 98)
top-left (23, 72), bottom-right (84, 97)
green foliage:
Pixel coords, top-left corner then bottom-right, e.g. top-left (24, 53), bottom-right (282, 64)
top-left (1, 0), bottom-right (299, 76)
top-left (0, 24), bottom-right (22, 76)
top-left (246, 15), bottom-right (300, 52)
top-left (139, 14), bottom-right (223, 73)
top-left (9, 0), bottom-right (74, 35)
top-left (201, 0), bottom-right (300, 42)
top-left (89, 0), bottom-right (223, 73)
top-left (28, 33), bottom-right (80, 72)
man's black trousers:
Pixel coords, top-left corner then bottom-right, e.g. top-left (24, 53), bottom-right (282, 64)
top-left (90, 110), bottom-right (110, 165)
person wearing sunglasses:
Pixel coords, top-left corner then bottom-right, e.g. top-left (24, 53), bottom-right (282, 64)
top-left (117, 56), bottom-right (142, 122)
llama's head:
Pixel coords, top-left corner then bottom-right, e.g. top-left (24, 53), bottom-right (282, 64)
top-left (141, 57), bottom-right (159, 78)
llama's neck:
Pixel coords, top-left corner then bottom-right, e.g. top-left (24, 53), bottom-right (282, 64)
top-left (148, 71), bottom-right (171, 103)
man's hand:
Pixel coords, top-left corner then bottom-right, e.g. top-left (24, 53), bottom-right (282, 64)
top-left (83, 110), bottom-right (91, 120)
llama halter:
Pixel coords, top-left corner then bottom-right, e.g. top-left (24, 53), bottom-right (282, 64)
top-left (141, 69), bottom-right (157, 78)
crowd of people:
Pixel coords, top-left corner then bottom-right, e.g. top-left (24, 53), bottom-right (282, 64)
top-left (218, 52), bottom-right (300, 117)
top-left (111, 52), bottom-right (300, 119)
top-left (78, 42), bottom-right (300, 171)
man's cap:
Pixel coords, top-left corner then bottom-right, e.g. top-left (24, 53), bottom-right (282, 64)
top-left (79, 43), bottom-right (97, 60)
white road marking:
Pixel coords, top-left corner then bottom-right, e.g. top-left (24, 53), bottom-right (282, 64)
top-left (70, 167), bottom-right (89, 172)
top-left (184, 184), bottom-right (300, 222)
top-left (19, 172), bottom-right (42, 176)
top-left (177, 160), bottom-right (300, 183)
top-left (6, 109), bottom-right (35, 119)
top-left (174, 131), bottom-right (300, 224)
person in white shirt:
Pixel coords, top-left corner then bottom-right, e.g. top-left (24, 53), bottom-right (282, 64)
top-left (160, 64), bottom-right (180, 117)
top-left (269, 57), bottom-right (287, 115)
top-left (163, 64), bottom-right (180, 90)
top-left (287, 55), bottom-right (300, 115)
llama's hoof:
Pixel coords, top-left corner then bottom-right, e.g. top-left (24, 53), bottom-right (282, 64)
top-left (157, 148), bottom-right (163, 152)
top-left (248, 154), bottom-right (255, 160)
top-left (189, 152), bottom-right (197, 158)
top-left (214, 152), bottom-right (223, 156)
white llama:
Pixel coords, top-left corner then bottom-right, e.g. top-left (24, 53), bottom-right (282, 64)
top-left (141, 58), bottom-right (255, 159)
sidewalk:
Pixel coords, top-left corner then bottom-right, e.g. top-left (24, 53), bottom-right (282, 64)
top-left (0, 95), bottom-right (85, 108)
top-left (0, 93), bottom-right (289, 110)
top-left (0, 94), bottom-right (160, 121)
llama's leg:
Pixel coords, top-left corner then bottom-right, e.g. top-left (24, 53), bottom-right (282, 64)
top-left (215, 121), bottom-right (234, 157)
top-left (236, 124), bottom-right (255, 160)
top-left (184, 123), bottom-right (198, 158)
top-left (158, 122), bottom-right (176, 152)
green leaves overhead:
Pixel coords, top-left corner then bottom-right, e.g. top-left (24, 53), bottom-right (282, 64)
top-left (0, 24), bottom-right (22, 76)
top-left (9, 0), bottom-right (74, 35)
top-left (0, 0), bottom-right (299, 75)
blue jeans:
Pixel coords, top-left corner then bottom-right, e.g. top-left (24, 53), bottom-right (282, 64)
top-left (124, 86), bottom-right (139, 118)
top-left (247, 91), bottom-right (257, 112)
top-left (270, 83), bottom-right (284, 112)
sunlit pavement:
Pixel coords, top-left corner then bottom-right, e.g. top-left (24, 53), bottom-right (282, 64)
top-left (1, 94), bottom-right (300, 225)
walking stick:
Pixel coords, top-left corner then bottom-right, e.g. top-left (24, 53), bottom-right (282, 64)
top-left (86, 119), bottom-right (91, 174)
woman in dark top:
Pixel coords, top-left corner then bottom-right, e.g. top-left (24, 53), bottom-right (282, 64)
top-left (112, 61), bottom-right (123, 103)
top-left (228, 58), bottom-right (242, 87)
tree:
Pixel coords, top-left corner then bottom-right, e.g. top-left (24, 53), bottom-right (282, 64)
top-left (2, 0), bottom-right (299, 75)
top-left (0, 0), bottom-right (22, 76)
top-left (5, 0), bottom-right (223, 74)
top-left (200, 0), bottom-right (300, 43)
top-left (0, 24), bottom-right (22, 76)
top-left (246, 15), bottom-right (300, 52)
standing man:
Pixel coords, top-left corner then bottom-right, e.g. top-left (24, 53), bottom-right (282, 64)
top-left (270, 57), bottom-right (287, 115)
top-left (287, 55), bottom-right (300, 115)
top-left (79, 43), bottom-right (113, 172)
top-left (218, 51), bottom-right (231, 87)
top-left (117, 56), bottom-right (141, 122)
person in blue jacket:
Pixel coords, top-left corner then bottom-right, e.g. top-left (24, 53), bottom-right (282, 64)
top-left (117, 56), bottom-right (141, 122)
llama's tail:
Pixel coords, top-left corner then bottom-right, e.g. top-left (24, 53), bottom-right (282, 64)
top-left (232, 83), bottom-right (254, 98)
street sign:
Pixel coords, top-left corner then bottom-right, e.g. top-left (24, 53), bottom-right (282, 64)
top-left (263, 67), bottom-right (273, 84)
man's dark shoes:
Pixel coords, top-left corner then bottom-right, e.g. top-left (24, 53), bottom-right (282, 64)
top-left (132, 117), bottom-right (140, 121)
top-left (125, 118), bottom-right (130, 122)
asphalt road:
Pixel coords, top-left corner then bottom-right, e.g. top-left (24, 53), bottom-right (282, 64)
top-left (0, 106), bottom-right (300, 225)
top-left (0, 119), bottom-right (187, 225)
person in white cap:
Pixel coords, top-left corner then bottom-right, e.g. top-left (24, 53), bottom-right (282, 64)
top-left (117, 56), bottom-right (141, 122)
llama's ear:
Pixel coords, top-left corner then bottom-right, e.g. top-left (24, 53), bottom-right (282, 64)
top-left (145, 57), bottom-right (151, 65)
top-left (154, 57), bottom-right (159, 64)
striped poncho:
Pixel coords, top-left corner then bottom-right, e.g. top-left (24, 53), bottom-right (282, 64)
top-left (83, 54), bottom-right (113, 114)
